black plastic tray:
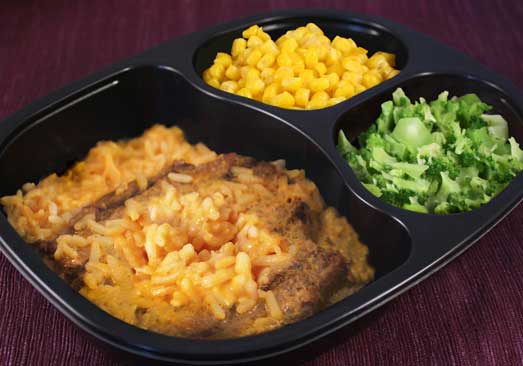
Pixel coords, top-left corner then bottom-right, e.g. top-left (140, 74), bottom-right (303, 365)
top-left (0, 8), bottom-right (522, 365)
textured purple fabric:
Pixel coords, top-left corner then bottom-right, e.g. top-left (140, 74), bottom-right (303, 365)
top-left (1, 1), bottom-right (523, 365)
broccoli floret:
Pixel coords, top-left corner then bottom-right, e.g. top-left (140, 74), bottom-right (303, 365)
top-left (338, 88), bottom-right (523, 215)
top-left (457, 152), bottom-right (476, 167)
top-left (425, 157), bottom-right (459, 180)
top-left (381, 189), bottom-right (416, 207)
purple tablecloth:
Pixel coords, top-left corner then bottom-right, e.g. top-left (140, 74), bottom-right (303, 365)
top-left (1, 1), bottom-right (522, 365)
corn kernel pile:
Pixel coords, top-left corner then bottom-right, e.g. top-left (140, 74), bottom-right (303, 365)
top-left (202, 23), bottom-right (400, 109)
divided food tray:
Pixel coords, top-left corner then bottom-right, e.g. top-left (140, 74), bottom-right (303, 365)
top-left (0, 8), bottom-right (522, 365)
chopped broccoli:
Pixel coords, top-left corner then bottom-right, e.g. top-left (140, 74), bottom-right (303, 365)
top-left (336, 88), bottom-right (523, 214)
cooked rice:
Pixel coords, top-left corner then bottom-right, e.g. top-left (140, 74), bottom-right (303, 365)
top-left (1, 124), bottom-right (374, 338)
top-left (0, 125), bottom-right (217, 243)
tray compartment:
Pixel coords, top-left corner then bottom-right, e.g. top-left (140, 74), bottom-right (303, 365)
top-left (0, 64), bottom-right (410, 313)
top-left (335, 73), bottom-right (523, 144)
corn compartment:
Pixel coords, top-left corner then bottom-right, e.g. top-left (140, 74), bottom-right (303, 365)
top-left (202, 23), bottom-right (400, 110)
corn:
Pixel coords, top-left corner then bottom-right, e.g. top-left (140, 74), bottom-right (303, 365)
top-left (242, 25), bottom-right (260, 38)
top-left (309, 77), bottom-right (330, 92)
top-left (332, 36), bottom-right (356, 54)
top-left (231, 38), bottom-right (247, 58)
top-left (308, 91), bottom-right (329, 109)
top-left (334, 81), bottom-right (355, 98)
top-left (325, 72), bottom-right (339, 91)
top-left (277, 52), bottom-right (293, 67)
top-left (214, 52), bottom-right (232, 68)
top-left (314, 62), bottom-right (327, 76)
top-left (260, 40), bottom-right (279, 55)
top-left (245, 78), bottom-right (265, 96)
top-left (262, 83), bottom-right (280, 102)
top-left (271, 92), bottom-right (295, 108)
top-left (386, 69), bottom-right (400, 79)
top-left (225, 65), bottom-right (240, 80)
top-left (362, 70), bottom-right (382, 88)
top-left (280, 38), bottom-right (298, 53)
top-left (327, 96), bottom-right (346, 106)
top-left (203, 22), bottom-right (400, 109)
top-left (247, 35), bottom-right (263, 48)
top-left (303, 49), bottom-right (319, 68)
top-left (246, 49), bottom-right (262, 66)
top-left (220, 81), bottom-right (239, 93)
top-left (281, 77), bottom-right (303, 93)
top-left (260, 68), bottom-right (275, 83)
top-left (295, 88), bottom-right (310, 107)
top-left (299, 69), bottom-right (315, 86)
top-left (207, 78), bottom-right (220, 88)
top-left (257, 53), bottom-right (275, 70)
top-left (208, 64), bottom-right (225, 81)
top-left (274, 66), bottom-right (294, 82)
top-left (236, 88), bottom-right (252, 98)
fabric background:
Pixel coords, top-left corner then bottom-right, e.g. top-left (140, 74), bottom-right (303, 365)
top-left (1, 1), bottom-right (522, 365)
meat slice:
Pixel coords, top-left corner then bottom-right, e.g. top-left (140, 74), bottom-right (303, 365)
top-left (38, 153), bottom-right (372, 338)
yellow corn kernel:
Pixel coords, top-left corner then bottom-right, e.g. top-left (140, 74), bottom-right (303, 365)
top-left (307, 100), bottom-right (326, 109)
top-left (207, 78), bottom-right (220, 89)
top-left (246, 77), bottom-right (265, 96)
top-left (281, 77), bottom-right (303, 93)
top-left (214, 52), bottom-right (232, 68)
top-left (260, 67), bottom-right (275, 83)
top-left (366, 53), bottom-right (389, 70)
top-left (292, 58), bottom-right (305, 74)
top-left (386, 69), bottom-right (400, 79)
top-left (262, 83), bottom-right (280, 102)
top-left (280, 38), bottom-right (298, 53)
top-left (244, 67), bottom-right (260, 81)
top-left (260, 40), bottom-right (279, 55)
top-left (325, 72), bottom-right (339, 91)
top-left (243, 25), bottom-right (260, 39)
top-left (316, 45), bottom-right (329, 61)
top-left (276, 52), bottom-right (293, 67)
top-left (303, 49), bottom-right (319, 68)
top-left (326, 63), bottom-right (345, 77)
top-left (299, 69), bottom-right (315, 87)
top-left (202, 69), bottom-right (211, 82)
top-left (334, 82), bottom-right (355, 98)
top-left (309, 77), bottom-right (330, 92)
top-left (271, 92), bottom-right (295, 108)
top-left (325, 48), bottom-right (341, 66)
top-left (374, 51), bottom-right (395, 66)
top-left (342, 71), bottom-right (363, 84)
top-left (231, 38), bottom-right (247, 58)
top-left (353, 83), bottom-right (366, 95)
top-left (327, 96), bottom-right (346, 106)
top-left (274, 66), bottom-right (294, 81)
top-left (362, 71), bottom-right (382, 88)
top-left (379, 64), bottom-right (394, 79)
top-left (257, 29), bottom-right (271, 41)
top-left (295, 88), bottom-right (310, 108)
top-left (350, 47), bottom-right (369, 63)
top-left (225, 65), bottom-right (241, 80)
top-left (331, 36), bottom-right (356, 54)
top-left (257, 53), bottom-right (276, 69)
top-left (341, 57), bottom-right (364, 73)
top-left (306, 23), bottom-right (323, 35)
top-left (246, 49), bottom-right (262, 66)
top-left (220, 81), bottom-right (239, 93)
top-left (236, 88), bottom-right (253, 98)
top-left (247, 35), bottom-right (263, 48)
top-left (208, 64), bottom-right (225, 81)
top-left (314, 62), bottom-right (327, 77)
top-left (295, 26), bottom-right (307, 39)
